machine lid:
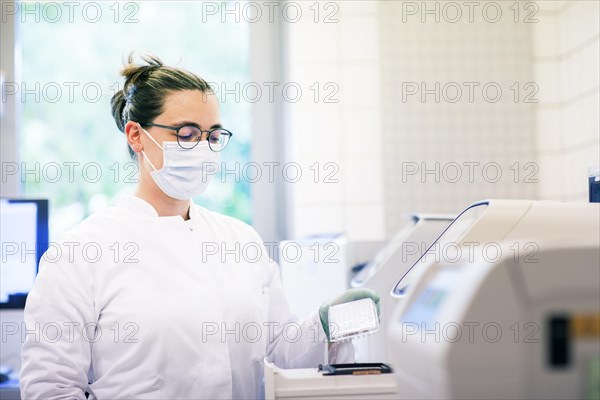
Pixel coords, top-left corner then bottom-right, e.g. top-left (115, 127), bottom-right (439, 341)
top-left (351, 214), bottom-right (455, 287)
top-left (351, 217), bottom-right (420, 286)
top-left (390, 201), bottom-right (490, 297)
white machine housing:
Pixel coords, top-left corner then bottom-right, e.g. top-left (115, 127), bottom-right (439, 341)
top-left (391, 199), bottom-right (562, 297)
top-left (388, 200), bottom-right (600, 399)
top-left (350, 214), bottom-right (454, 362)
top-left (263, 360), bottom-right (398, 400)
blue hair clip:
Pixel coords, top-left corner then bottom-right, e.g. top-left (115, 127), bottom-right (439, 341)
top-left (125, 85), bottom-right (137, 103)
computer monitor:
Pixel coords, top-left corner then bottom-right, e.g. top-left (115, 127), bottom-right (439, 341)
top-left (0, 198), bottom-right (49, 309)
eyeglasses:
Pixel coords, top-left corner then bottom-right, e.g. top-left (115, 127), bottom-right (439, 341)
top-left (141, 122), bottom-right (233, 152)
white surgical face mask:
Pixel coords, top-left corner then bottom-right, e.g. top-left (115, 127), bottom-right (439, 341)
top-left (140, 126), bottom-right (220, 200)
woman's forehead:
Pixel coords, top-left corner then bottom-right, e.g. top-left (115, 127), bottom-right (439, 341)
top-left (163, 89), bottom-right (218, 108)
top-left (161, 90), bottom-right (220, 125)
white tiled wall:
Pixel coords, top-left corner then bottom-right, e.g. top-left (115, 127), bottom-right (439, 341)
top-left (378, 1), bottom-right (538, 236)
top-left (283, 0), bottom-right (599, 241)
top-left (284, 1), bottom-right (385, 241)
top-left (533, 1), bottom-right (600, 201)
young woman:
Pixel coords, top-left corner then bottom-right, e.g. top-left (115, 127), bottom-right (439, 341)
top-left (20, 54), bottom-right (379, 399)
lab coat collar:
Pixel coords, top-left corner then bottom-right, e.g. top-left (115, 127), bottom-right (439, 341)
top-left (117, 193), bottom-right (200, 222)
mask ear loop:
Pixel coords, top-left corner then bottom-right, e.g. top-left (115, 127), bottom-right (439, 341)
top-left (140, 150), bottom-right (158, 171)
top-left (138, 123), bottom-right (163, 171)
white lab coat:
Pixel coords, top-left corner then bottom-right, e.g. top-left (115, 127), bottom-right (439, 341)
top-left (20, 194), bottom-right (353, 399)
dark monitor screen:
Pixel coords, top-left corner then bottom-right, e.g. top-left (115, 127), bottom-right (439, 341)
top-left (0, 198), bottom-right (49, 309)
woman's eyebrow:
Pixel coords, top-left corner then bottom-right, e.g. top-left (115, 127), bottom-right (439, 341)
top-left (172, 120), bottom-right (223, 130)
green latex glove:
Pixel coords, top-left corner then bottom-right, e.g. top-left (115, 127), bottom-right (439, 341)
top-left (319, 288), bottom-right (381, 342)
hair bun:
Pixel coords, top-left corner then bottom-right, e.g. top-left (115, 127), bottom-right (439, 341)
top-left (121, 52), bottom-right (164, 89)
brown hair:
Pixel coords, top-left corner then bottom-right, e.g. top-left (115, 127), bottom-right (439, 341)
top-left (110, 52), bottom-right (212, 157)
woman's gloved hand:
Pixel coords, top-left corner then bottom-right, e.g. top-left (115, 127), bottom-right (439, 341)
top-left (318, 288), bottom-right (381, 342)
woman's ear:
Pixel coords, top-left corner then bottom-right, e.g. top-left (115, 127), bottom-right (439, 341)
top-left (125, 121), bottom-right (143, 153)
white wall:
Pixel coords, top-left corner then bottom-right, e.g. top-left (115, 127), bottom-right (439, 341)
top-left (283, 1), bottom-right (561, 241)
top-left (249, 13), bottom-right (287, 246)
top-left (378, 1), bottom-right (538, 236)
top-left (1, 9), bottom-right (20, 197)
top-left (284, 1), bottom-right (385, 241)
top-left (283, 1), bottom-right (599, 242)
top-left (533, 1), bottom-right (600, 201)
top-left (0, 8), bottom-right (23, 376)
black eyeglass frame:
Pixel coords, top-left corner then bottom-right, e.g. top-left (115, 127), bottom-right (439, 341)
top-left (140, 122), bottom-right (233, 152)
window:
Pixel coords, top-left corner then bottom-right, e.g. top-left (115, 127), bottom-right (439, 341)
top-left (18, 1), bottom-right (252, 236)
